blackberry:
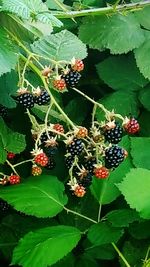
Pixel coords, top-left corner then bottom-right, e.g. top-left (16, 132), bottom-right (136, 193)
top-left (34, 90), bottom-right (50, 105)
top-left (105, 145), bottom-right (125, 169)
top-left (84, 157), bottom-right (97, 174)
top-left (0, 104), bottom-right (8, 118)
top-left (62, 70), bottom-right (81, 87)
top-left (45, 156), bottom-right (56, 170)
top-left (0, 199), bottom-right (10, 211)
top-left (17, 93), bottom-right (34, 108)
top-left (79, 174), bottom-right (92, 188)
top-left (65, 155), bottom-right (74, 169)
top-left (43, 146), bottom-right (57, 156)
top-left (104, 124), bottom-right (123, 144)
top-left (67, 138), bottom-right (84, 156)
top-left (40, 131), bottom-right (55, 144)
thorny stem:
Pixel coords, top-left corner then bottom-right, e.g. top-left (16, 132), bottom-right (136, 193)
top-left (19, 54), bottom-right (76, 130)
top-left (72, 87), bottom-right (124, 121)
top-left (112, 243), bottom-right (131, 267)
top-left (6, 160), bottom-right (19, 176)
top-left (53, 0), bottom-right (150, 19)
top-left (97, 204), bottom-right (102, 223)
top-left (143, 246), bottom-right (150, 266)
top-left (13, 159), bottom-right (33, 168)
top-left (64, 206), bottom-right (97, 224)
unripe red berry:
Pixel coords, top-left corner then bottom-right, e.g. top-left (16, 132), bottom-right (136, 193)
top-left (94, 166), bottom-right (109, 179)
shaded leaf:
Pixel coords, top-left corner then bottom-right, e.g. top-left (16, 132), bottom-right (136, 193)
top-left (88, 222), bottom-right (124, 246)
top-left (96, 91), bottom-right (139, 121)
top-left (96, 55), bottom-right (148, 91)
top-left (105, 209), bottom-right (140, 227)
top-left (12, 225), bottom-right (81, 267)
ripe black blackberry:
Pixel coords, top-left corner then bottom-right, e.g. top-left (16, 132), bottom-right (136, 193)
top-left (104, 124), bottom-right (123, 144)
top-left (43, 146), bottom-right (57, 156)
top-left (34, 90), bottom-right (50, 105)
top-left (79, 174), bottom-right (92, 188)
top-left (84, 157), bottom-right (97, 174)
top-left (105, 145), bottom-right (125, 169)
top-left (0, 104), bottom-right (8, 118)
top-left (45, 156), bottom-right (56, 170)
top-left (65, 155), bottom-right (74, 169)
top-left (40, 131), bottom-right (55, 144)
top-left (17, 93), bottom-right (34, 108)
top-left (67, 138), bottom-right (84, 156)
top-left (0, 199), bottom-right (10, 211)
top-left (62, 70), bottom-right (81, 87)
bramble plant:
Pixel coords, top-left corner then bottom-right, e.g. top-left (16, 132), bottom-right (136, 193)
top-left (0, 0), bottom-right (150, 267)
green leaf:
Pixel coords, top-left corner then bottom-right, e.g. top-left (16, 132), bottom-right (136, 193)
top-left (106, 209), bottom-right (140, 227)
top-left (0, 118), bottom-right (26, 153)
top-left (96, 55), bottom-right (148, 91)
top-left (2, 0), bottom-right (46, 19)
top-left (5, 132), bottom-right (26, 153)
top-left (0, 28), bottom-right (18, 76)
top-left (46, 0), bottom-right (65, 10)
top-left (0, 214), bottom-right (56, 260)
top-left (32, 30), bottom-right (87, 62)
top-left (0, 137), bottom-right (7, 164)
top-left (79, 13), bottom-right (144, 54)
top-left (0, 175), bottom-right (68, 218)
top-left (75, 255), bottom-right (98, 267)
top-left (96, 91), bottom-right (139, 121)
top-left (12, 225), bottom-right (81, 267)
top-left (84, 244), bottom-right (116, 260)
top-left (117, 168), bottom-right (150, 219)
top-left (120, 240), bottom-right (149, 267)
top-left (131, 137), bottom-right (150, 169)
top-left (129, 220), bottom-right (150, 239)
top-left (90, 136), bottom-right (133, 204)
top-left (135, 6), bottom-right (150, 30)
top-left (139, 84), bottom-right (150, 111)
top-left (65, 97), bottom-right (89, 124)
top-left (2, 0), bottom-right (63, 30)
top-left (88, 222), bottom-right (124, 246)
top-left (139, 110), bottom-right (150, 137)
top-left (134, 39), bottom-right (150, 80)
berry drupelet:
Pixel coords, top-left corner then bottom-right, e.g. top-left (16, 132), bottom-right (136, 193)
top-left (45, 156), bottom-right (56, 170)
top-left (105, 145), bottom-right (125, 169)
top-left (124, 118), bottom-right (140, 134)
top-left (67, 138), bottom-right (84, 156)
top-left (33, 87), bottom-right (50, 105)
top-left (62, 70), bottom-right (81, 87)
top-left (65, 155), bottom-right (74, 169)
top-left (104, 124), bottom-right (123, 144)
top-left (84, 157), bottom-right (97, 174)
top-left (17, 89), bottom-right (34, 108)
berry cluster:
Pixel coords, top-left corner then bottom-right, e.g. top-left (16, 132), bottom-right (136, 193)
top-left (30, 123), bottom-right (65, 175)
top-left (16, 87), bottom-right (50, 109)
top-left (65, 117), bottom-right (139, 197)
top-left (42, 58), bottom-right (84, 92)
